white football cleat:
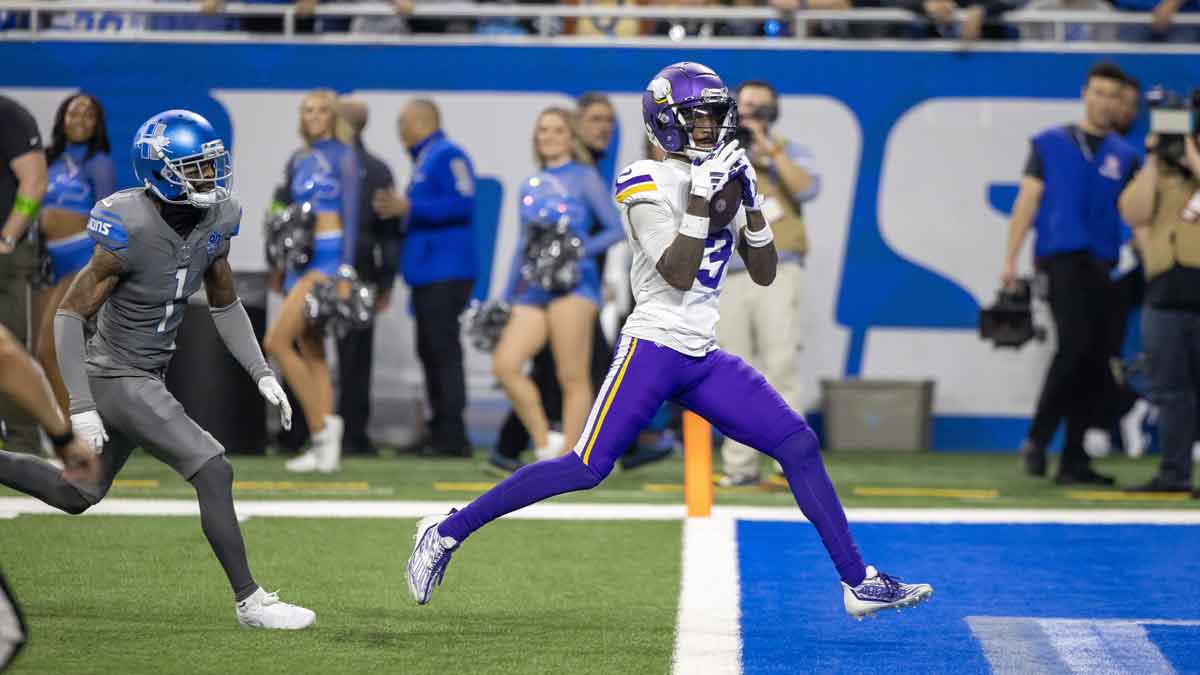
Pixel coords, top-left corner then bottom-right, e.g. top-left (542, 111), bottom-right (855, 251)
top-left (236, 588), bottom-right (315, 630)
top-left (842, 565), bottom-right (933, 620)
top-left (285, 415), bottom-right (342, 473)
top-left (407, 510), bottom-right (459, 605)
top-left (533, 431), bottom-right (565, 462)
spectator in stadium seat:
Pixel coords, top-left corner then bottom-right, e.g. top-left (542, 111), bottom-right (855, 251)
top-left (1019, 0), bottom-right (1120, 42)
top-left (373, 100), bottom-right (477, 458)
top-left (1111, 0), bottom-right (1200, 42)
top-left (903, 0), bottom-right (1017, 40)
top-left (0, 94), bottom-right (49, 456)
top-left (201, 0), bottom-right (316, 33)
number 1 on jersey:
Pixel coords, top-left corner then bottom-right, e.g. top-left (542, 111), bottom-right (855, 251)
top-left (157, 268), bottom-right (187, 333)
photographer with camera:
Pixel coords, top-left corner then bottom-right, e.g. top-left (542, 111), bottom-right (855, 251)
top-left (1003, 63), bottom-right (1142, 486)
top-left (1118, 90), bottom-right (1200, 495)
top-left (715, 80), bottom-right (820, 488)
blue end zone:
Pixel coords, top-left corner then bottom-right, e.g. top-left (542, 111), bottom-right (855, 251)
top-left (738, 521), bottom-right (1200, 674)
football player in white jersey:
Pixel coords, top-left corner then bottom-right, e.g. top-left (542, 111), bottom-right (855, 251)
top-left (408, 62), bottom-right (933, 620)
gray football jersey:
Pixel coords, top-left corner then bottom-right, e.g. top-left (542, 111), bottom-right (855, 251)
top-left (84, 188), bottom-right (242, 378)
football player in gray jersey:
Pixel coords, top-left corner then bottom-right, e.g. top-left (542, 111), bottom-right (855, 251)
top-left (0, 110), bottom-right (315, 630)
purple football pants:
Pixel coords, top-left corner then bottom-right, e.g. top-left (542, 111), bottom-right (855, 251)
top-left (439, 334), bottom-right (866, 586)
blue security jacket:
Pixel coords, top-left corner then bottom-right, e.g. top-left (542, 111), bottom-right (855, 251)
top-left (1032, 127), bottom-right (1139, 263)
top-left (401, 130), bottom-right (477, 287)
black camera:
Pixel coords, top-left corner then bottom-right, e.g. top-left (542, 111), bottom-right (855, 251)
top-left (1147, 85), bottom-right (1200, 173)
top-left (979, 278), bottom-right (1046, 349)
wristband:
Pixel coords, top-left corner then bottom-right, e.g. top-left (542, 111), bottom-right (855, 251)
top-left (13, 195), bottom-right (39, 218)
top-left (743, 222), bottom-right (775, 248)
top-left (48, 427), bottom-right (76, 450)
top-left (679, 213), bottom-right (709, 240)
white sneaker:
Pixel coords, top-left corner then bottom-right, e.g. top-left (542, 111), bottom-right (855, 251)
top-left (235, 588), bottom-right (315, 630)
top-left (533, 430), bottom-right (565, 462)
top-left (842, 565), bottom-right (933, 620)
top-left (1083, 429), bottom-right (1112, 458)
top-left (285, 415), bottom-right (342, 473)
top-left (1121, 400), bottom-right (1152, 459)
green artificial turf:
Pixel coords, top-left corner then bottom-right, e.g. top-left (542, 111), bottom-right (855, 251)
top-left (2, 516), bottom-right (682, 675)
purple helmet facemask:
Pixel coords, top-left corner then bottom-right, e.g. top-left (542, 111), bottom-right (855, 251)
top-left (642, 61), bottom-right (739, 161)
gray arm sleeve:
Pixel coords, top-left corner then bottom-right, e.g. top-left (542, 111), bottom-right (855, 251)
top-left (210, 299), bottom-right (273, 384)
top-left (54, 311), bottom-right (96, 414)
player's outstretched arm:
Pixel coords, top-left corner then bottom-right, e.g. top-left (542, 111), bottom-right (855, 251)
top-left (203, 256), bottom-right (293, 430)
top-left (655, 195), bottom-right (710, 291)
top-left (739, 209), bottom-right (777, 287)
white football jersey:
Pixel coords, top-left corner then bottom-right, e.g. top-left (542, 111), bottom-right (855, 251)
top-left (615, 157), bottom-right (746, 356)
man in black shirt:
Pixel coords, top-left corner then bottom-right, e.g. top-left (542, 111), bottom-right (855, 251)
top-left (0, 95), bottom-right (49, 454)
top-left (338, 97), bottom-right (402, 456)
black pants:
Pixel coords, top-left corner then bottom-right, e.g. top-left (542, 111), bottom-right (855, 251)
top-left (495, 319), bottom-right (617, 460)
top-left (1028, 253), bottom-right (1117, 472)
top-left (337, 323), bottom-right (376, 455)
top-left (1092, 268), bottom-right (1144, 436)
top-left (413, 279), bottom-right (474, 456)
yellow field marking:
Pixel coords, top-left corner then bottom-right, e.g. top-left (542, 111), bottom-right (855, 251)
top-left (854, 486), bottom-right (998, 500)
top-left (644, 483), bottom-right (768, 496)
top-left (433, 482), bottom-right (497, 492)
top-left (1068, 490), bottom-right (1191, 502)
top-left (113, 479), bottom-right (160, 489)
top-left (643, 483), bottom-right (684, 494)
top-left (233, 481), bottom-right (370, 492)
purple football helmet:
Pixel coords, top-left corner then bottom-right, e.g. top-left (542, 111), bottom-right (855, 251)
top-left (642, 62), bottom-right (739, 160)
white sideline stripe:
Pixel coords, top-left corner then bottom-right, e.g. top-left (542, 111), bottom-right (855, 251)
top-left (672, 517), bottom-right (741, 675)
top-left (1, 498), bottom-right (1199, 524)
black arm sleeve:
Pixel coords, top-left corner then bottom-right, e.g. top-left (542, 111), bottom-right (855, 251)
top-left (0, 98), bottom-right (42, 164)
top-left (1022, 143), bottom-right (1043, 180)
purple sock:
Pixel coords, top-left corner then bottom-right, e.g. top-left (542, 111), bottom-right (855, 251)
top-left (766, 429), bottom-right (867, 586)
top-left (438, 452), bottom-right (603, 542)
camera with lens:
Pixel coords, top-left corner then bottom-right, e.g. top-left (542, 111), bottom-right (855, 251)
top-left (1147, 85), bottom-right (1200, 175)
top-left (733, 104), bottom-right (777, 150)
top-left (978, 278), bottom-right (1046, 349)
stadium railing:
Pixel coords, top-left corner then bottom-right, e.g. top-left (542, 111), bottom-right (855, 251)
top-left (1, 1), bottom-right (1197, 41)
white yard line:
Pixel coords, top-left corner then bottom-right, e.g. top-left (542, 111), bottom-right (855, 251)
top-left (2, 498), bottom-right (1200, 524)
top-left (672, 517), bottom-right (741, 675)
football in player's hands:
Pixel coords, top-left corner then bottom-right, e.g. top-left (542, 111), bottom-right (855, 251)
top-left (708, 179), bottom-right (743, 230)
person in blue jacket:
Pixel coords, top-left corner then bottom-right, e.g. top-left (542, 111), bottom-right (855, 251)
top-left (38, 92), bottom-right (114, 416)
top-left (489, 107), bottom-right (623, 462)
top-left (1002, 63), bottom-right (1142, 485)
top-left (264, 89), bottom-right (360, 474)
top-left (373, 99), bottom-right (477, 458)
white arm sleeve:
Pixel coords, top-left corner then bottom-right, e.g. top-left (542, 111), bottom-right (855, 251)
top-left (627, 201), bottom-right (678, 266)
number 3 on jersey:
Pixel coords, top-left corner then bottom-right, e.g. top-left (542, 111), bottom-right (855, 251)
top-left (696, 229), bottom-right (733, 289)
top-left (157, 268), bottom-right (188, 333)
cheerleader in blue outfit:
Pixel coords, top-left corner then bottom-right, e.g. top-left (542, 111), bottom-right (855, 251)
top-left (491, 107), bottom-right (623, 460)
top-left (263, 90), bottom-right (360, 474)
top-left (38, 93), bottom-right (114, 414)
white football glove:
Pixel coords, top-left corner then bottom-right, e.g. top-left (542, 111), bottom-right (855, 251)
top-left (689, 140), bottom-right (745, 201)
top-left (257, 375), bottom-right (293, 431)
top-left (733, 156), bottom-right (763, 211)
top-left (70, 410), bottom-right (108, 454)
